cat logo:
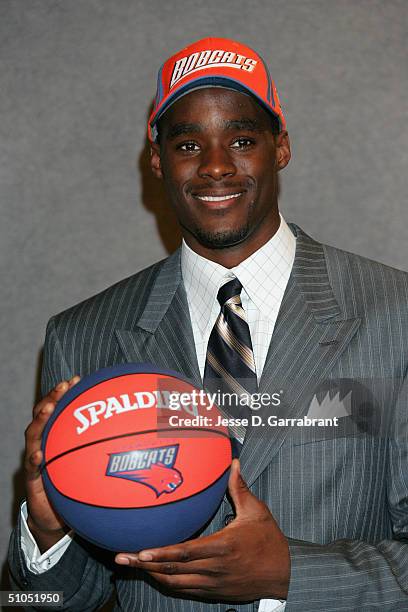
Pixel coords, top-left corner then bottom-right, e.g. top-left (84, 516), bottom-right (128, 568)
top-left (106, 444), bottom-right (183, 497)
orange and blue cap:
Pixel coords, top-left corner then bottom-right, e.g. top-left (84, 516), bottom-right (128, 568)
top-left (148, 37), bottom-right (286, 142)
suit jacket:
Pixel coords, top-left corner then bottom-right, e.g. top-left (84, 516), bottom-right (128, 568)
top-left (8, 225), bottom-right (408, 611)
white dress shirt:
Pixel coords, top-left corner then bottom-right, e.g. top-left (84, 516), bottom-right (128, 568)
top-left (182, 215), bottom-right (296, 381)
top-left (20, 501), bottom-right (74, 574)
top-left (20, 215), bottom-right (296, 611)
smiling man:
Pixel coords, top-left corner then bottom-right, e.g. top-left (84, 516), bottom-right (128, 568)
top-left (150, 87), bottom-right (290, 267)
top-left (8, 37), bottom-right (408, 611)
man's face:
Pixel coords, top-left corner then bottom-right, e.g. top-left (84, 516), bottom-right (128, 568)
top-left (150, 88), bottom-right (291, 264)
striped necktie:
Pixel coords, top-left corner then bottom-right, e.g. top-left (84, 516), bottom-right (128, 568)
top-left (204, 277), bottom-right (258, 454)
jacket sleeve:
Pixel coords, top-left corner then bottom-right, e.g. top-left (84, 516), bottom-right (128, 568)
top-left (286, 376), bottom-right (408, 610)
top-left (7, 317), bottom-right (115, 611)
top-left (8, 517), bottom-right (115, 611)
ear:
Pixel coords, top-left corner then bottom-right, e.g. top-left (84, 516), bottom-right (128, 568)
top-left (275, 130), bottom-right (291, 171)
top-left (150, 143), bottom-right (163, 179)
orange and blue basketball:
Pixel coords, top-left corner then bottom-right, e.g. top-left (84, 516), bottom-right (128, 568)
top-left (41, 364), bottom-right (231, 551)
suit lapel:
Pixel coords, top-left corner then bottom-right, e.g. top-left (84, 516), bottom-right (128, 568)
top-left (240, 227), bottom-right (361, 486)
top-left (115, 250), bottom-right (202, 388)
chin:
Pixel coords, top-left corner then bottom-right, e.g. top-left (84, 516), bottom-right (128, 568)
top-left (193, 225), bottom-right (251, 249)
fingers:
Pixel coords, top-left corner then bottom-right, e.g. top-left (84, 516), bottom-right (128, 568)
top-left (117, 557), bottom-right (222, 577)
top-left (32, 376), bottom-right (80, 419)
top-left (116, 532), bottom-right (230, 568)
top-left (227, 458), bottom-right (241, 488)
top-left (115, 554), bottom-right (221, 593)
top-left (25, 376), bottom-right (80, 479)
top-left (227, 458), bottom-right (269, 518)
top-left (227, 458), bottom-right (249, 509)
top-left (147, 571), bottom-right (216, 593)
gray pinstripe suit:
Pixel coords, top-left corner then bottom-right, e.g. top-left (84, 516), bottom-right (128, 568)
top-left (8, 225), bottom-right (408, 610)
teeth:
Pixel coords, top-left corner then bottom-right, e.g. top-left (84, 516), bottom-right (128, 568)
top-left (196, 193), bottom-right (242, 202)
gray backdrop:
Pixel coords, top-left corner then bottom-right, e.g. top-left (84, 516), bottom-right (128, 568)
top-left (1, 0), bottom-right (407, 605)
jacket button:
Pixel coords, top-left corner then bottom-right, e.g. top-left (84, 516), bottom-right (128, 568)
top-left (224, 513), bottom-right (234, 526)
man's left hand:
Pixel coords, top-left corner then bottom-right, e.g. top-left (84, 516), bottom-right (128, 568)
top-left (115, 459), bottom-right (290, 602)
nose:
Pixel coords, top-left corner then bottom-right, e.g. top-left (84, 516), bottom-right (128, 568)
top-left (197, 145), bottom-right (237, 181)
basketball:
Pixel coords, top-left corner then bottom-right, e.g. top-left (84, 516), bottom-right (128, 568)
top-left (41, 363), bottom-right (231, 551)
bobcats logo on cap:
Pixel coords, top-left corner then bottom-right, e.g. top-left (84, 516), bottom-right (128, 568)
top-left (106, 444), bottom-right (183, 497)
top-left (170, 49), bottom-right (258, 88)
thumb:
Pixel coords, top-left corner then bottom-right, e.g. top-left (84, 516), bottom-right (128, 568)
top-left (227, 459), bottom-right (259, 517)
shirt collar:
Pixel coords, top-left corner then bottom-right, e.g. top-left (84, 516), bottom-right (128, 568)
top-left (181, 215), bottom-right (296, 335)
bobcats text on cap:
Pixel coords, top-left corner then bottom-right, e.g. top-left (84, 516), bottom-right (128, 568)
top-left (148, 37), bottom-right (286, 142)
top-left (170, 49), bottom-right (258, 89)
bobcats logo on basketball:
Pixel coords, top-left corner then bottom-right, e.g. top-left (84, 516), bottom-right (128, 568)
top-left (106, 444), bottom-right (183, 496)
top-left (170, 49), bottom-right (257, 88)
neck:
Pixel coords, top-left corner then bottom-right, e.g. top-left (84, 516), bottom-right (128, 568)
top-left (183, 211), bottom-right (281, 268)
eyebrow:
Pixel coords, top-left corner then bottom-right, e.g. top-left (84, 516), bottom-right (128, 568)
top-left (166, 117), bottom-right (264, 140)
top-left (167, 123), bottom-right (202, 140)
top-left (223, 118), bottom-right (263, 132)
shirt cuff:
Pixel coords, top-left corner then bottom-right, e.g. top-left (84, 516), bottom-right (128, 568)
top-left (20, 501), bottom-right (73, 575)
top-left (258, 599), bottom-right (286, 611)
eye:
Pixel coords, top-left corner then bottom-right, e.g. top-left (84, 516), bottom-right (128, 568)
top-left (231, 137), bottom-right (255, 149)
top-left (177, 141), bottom-right (200, 152)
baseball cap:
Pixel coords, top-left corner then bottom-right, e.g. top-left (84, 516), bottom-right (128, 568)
top-left (148, 37), bottom-right (286, 142)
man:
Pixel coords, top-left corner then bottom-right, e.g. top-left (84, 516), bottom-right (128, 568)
top-left (8, 37), bottom-right (408, 611)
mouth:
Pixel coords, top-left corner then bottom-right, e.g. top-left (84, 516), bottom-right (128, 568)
top-left (193, 192), bottom-right (244, 203)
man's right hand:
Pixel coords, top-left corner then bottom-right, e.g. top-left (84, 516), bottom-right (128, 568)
top-left (24, 376), bottom-right (80, 553)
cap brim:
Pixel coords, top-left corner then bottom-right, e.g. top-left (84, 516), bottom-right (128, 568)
top-left (150, 76), bottom-right (283, 142)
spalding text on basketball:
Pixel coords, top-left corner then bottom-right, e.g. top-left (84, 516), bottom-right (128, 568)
top-left (73, 390), bottom-right (197, 435)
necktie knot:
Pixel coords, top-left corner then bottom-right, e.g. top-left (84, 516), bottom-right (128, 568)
top-left (217, 278), bottom-right (242, 307)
